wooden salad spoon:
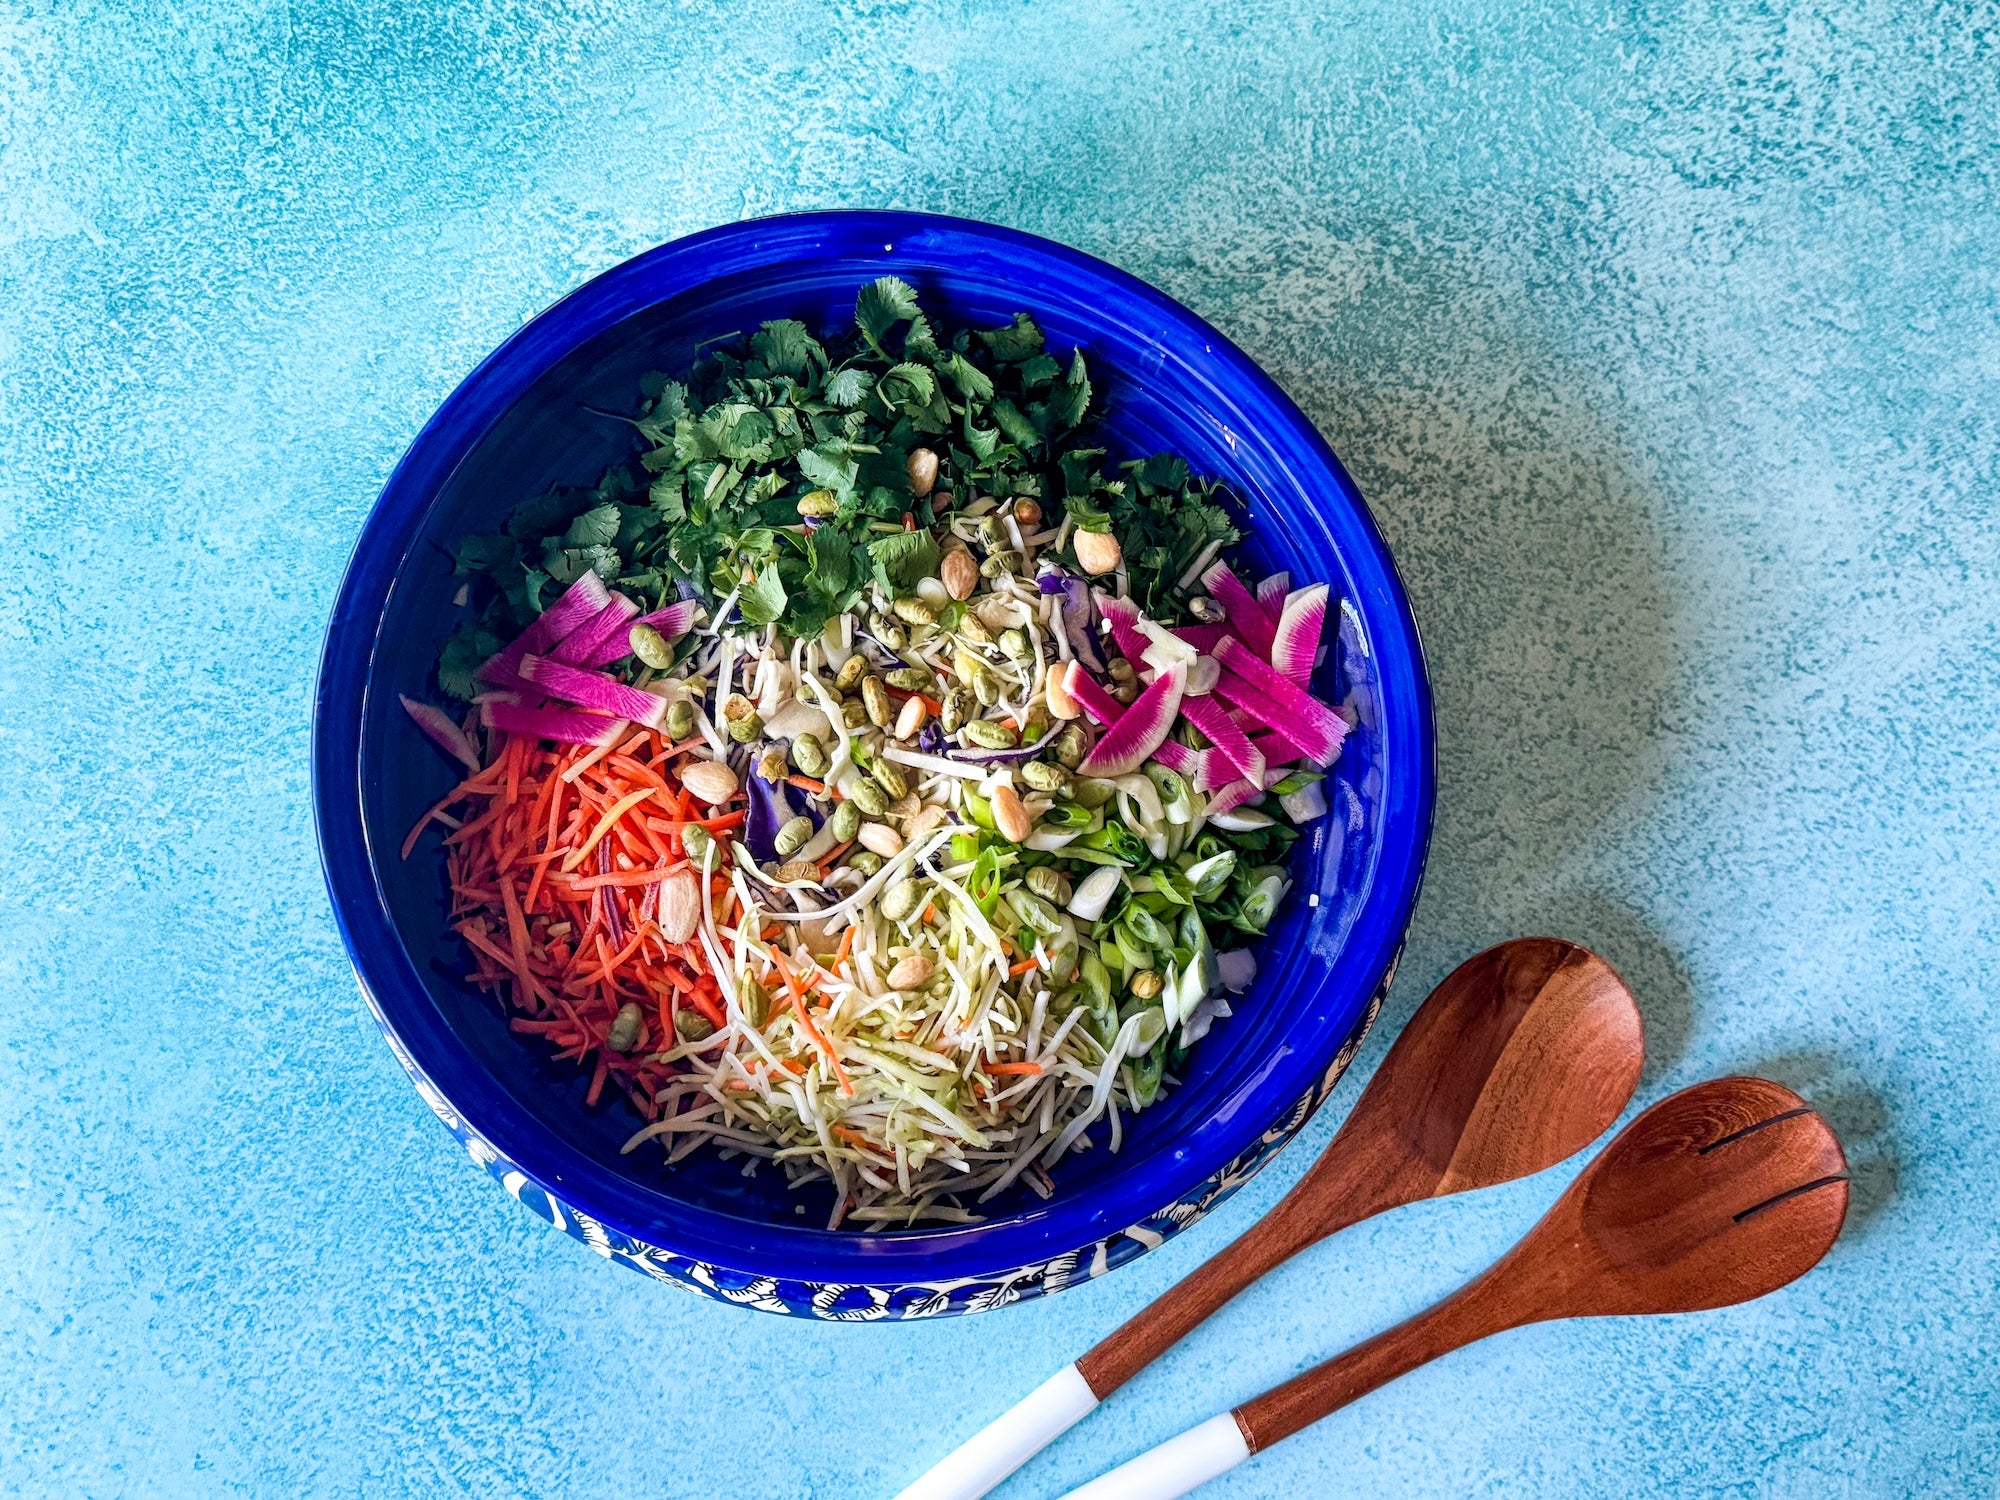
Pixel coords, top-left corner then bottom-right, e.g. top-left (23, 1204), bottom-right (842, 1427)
top-left (894, 937), bottom-right (1646, 1500)
top-left (1059, 1077), bottom-right (1849, 1499)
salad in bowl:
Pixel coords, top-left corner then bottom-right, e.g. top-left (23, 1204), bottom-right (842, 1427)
top-left (406, 280), bottom-right (1351, 1231)
top-left (317, 212), bottom-right (1431, 1316)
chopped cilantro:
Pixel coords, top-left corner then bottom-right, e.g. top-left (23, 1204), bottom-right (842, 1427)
top-left (439, 279), bottom-right (1250, 663)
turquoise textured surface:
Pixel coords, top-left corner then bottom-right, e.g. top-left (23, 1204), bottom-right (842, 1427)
top-left (2, 2), bottom-right (1994, 1495)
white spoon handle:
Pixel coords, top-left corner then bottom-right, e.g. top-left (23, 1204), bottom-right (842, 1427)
top-left (893, 1363), bottom-right (1100, 1500)
top-left (1057, 1413), bottom-right (1251, 1500)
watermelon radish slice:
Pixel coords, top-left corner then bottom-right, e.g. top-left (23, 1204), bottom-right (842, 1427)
top-left (518, 654), bottom-right (669, 727)
top-left (1060, 660), bottom-right (1129, 728)
top-left (481, 698), bottom-right (623, 745)
top-left (1180, 693), bottom-right (1266, 786)
top-left (1250, 727), bottom-right (1312, 767)
top-left (1079, 663), bottom-right (1186, 777)
top-left (1192, 749), bottom-right (1231, 793)
top-left (1212, 637), bottom-right (1348, 765)
top-left (632, 598), bottom-right (703, 641)
top-left (1149, 740), bottom-right (1206, 782)
top-left (551, 593), bottom-right (641, 667)
top-left (1256, 571), bottom-right (1291, 610)
top-left (475, 570), bottom-right (611, 685)
top-left (400, 695), bottom-right (482, 774)
top-left (1094, 590), bottom-right (1151, 665)
top-left (1200, 561), bottom-right (1277, 661)
top-left (1268, 583), bottom-right (1329, 690)
top-left (1204, 777), bottom-right (1264, 817)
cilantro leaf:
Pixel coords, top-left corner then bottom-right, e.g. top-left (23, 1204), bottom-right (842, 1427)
top-left (962, 415), bottom-right (1000, 462)
top-left (1043, 349), bottom-right (1091, 431)
top-left (868, 530), bottom-right (941, 593)
top-left (634, 380), bottom-right (689, 443)
top-left (856, 276), bottom-right (922, 354)
top-left (806, 526), bottom-right (858, 600)
top-left (978, 311), bottom-right (1045, 361)
top-left (438, 622), bottom-right (503, 701)
top-left (749, 319), bottom-right (820, 379)
top-left (648, 473), bottom-right (686, 522)
top-left (452, 532), bottom-right (518, 576)
top-left (701, 404), bottom-right (775, 463)
top-left (941, 351), bottom-right (994, 403)
top-left (879, 362), bottom-right (937, 413)
top-left (824, 368), bottom-right (873, 408)
top-left (736, 562), bottom-right (789, 626)
top-left (544, 542), bottom-right (623, 585)
top-left (1017, 353), bottom-right (1061, 389)
top-left (989, 397), bottom-right (1040, 449)
top-left (563, 504), bottom-right (622, 549)
top-left (506, 490), bottom-right (572, 541)
top-left (799, 444), bottom-right (858, 499)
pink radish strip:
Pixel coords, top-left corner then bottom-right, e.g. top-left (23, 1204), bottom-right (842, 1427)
top-left (1204, 778), bottom-right (1264, 816)
top-left (1094, 590), bottom-right (1152, 665)
top-left (1172, 622), bottom-right (1233, 654)
top-left (518, 654), bottom-right (667, 727)
top-left (1214, 665), bottom-right (1345, 767)
top-left (633, 598), bottom-right (702, 640)
top-left (1200, 561), bottom-right (1277, 661)
top-left (1250, 728), bottom-right (1312, 766)
top-left (1213, 637), bottom-right (1348, 765)
top-left (1150, 740), bottom-right (1205, 780)
top-left (399, 695), bottom-right (482, 774)
top-left (1180, 693), bottom-right (1267, 786)
top-left (1079, 663), bottom-right (1186, 777)
top-left (1061, 660), bottom-right (1129, 728)
top-left (1192, 750), bottom-right (1230, 793)
top-left (475, 571), bottom-right (612, 685)
top-left (1256, 572), bottom-right (1291, 610)
top-left (1268, 583), bottom-right (1329, 690)
top-left (551, 593), bottom-right (641, 667)
top-left (481, 699), bottom-right (623, 745)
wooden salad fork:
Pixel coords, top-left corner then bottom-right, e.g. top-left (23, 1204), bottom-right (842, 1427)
top-left (894, 938), bottom-right (1646, 1500)
top-left (1060, 1077), bottom-right (1849, 1499)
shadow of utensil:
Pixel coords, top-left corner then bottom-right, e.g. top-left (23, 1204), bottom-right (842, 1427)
top-left (1744, 1050), bottom-right (1899, 1238)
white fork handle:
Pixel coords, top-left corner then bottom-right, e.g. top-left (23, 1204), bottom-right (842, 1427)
top-left (1057, 1413), bottom-right (1251, 1500)
top-left (894, 1364), bottom-right (1100, 1500)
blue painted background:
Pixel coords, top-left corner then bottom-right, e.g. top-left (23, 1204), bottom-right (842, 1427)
top-left (2, 2), bottom-right (1994, 1494)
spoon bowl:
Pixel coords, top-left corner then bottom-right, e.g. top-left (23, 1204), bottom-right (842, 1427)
top-left (1234, 1076), bottom-right (1849, 1456)
top-left (1558, 1076), bottom-right (1849, 1317)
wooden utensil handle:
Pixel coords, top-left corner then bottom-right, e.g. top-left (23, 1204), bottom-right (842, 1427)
top-left (1077, 1154), bottom-right (1393, 1397)
top-left (1234, 1269), bottom-right (1527, 1452)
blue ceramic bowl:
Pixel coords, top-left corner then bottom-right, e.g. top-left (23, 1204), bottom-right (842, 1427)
top-left (314, 212), bottom-right (1433, 1319)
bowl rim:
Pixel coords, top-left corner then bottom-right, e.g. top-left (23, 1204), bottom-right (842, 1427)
top-left (313, 209), bottom-right (1435, 1286)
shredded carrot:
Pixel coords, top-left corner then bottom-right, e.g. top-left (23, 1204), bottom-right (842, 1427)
top-left (984, 1061), bottom-right (1044, 1076)
top-left (786, 775), bottom-right (826, 796)
top-left (1008, 956), bottom-right (1040, 976)
top-left (559, 864), bottom-right (685, 892)
top-left (771, 952), bottom-right (852, 1095)
top-left (560, 786), bottom-right (659, 872)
